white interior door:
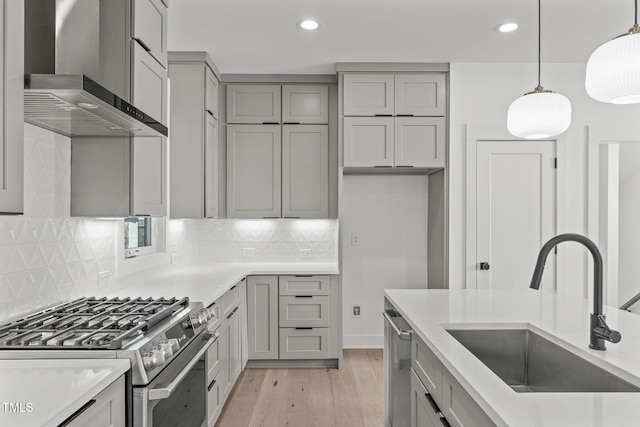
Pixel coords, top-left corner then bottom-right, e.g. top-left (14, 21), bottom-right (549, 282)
top-left (475, 140), bottom-right (557, 291)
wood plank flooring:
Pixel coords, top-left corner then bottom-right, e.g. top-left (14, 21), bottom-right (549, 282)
top-left (216, 349), bottom-right (383, 427)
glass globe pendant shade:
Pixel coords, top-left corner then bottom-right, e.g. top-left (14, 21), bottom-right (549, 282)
top-left (507, 89), bottom-right (572, 139)
top-left (585, 30), bottom-right (640, 104)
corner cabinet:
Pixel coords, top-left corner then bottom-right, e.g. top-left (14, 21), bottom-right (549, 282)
top-left (168, 52), bottom-right (223, 219)
top-left (0, 0), bottom-right (23, 214)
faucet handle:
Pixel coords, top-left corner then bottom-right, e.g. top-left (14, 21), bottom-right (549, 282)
top-left (593, 314), bottom-right (622, 344)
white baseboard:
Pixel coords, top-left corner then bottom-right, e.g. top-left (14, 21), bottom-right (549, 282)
top-left (343, 334), bottom-right (384, 349)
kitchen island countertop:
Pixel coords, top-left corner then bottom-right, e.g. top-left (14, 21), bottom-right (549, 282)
top-left (384, 289), bottom-right (640, 427)
top-left (0, 358), bottom-right (130, 427)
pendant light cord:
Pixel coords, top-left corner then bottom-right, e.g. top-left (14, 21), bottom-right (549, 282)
top-left (538, 0), bottom-right (541, 88)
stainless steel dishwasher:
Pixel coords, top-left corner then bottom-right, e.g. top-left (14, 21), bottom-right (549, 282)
top-left (383, 302), bottom-right (413, 427)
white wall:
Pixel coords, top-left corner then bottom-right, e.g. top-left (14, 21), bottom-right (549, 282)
top-left (618, 144), bottom-right (640, 311)
top-left (342, 175), bottom-right (428, 348)
top-left (449, 63), bottom-right (640, 297)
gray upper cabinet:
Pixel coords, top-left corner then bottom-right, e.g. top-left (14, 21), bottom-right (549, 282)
top-left (168, 53), bottom-right (222, 219)
top-left (132, 137), bottom-right (167, 216)
top-left (227, 125), bottom-right (282, 218)
top-left (343, 74), bottom-right (394, 116)
top-left (394, 74), bottom-right (446, 116)
top-left (0, 0), bottom-right (23, 214)
top-left (132, 0), bottom-right (168, 67)
top-left (132, 41), bottom-right (168, 125)
top-left (282, 125), bottom-right (329, 218)
top-left (343, 117), bottom-right (394, 167)
top-left (282, 85), bottom-right (328, 124)
top-left (205, 67), bottom-right (219, 119)
top-left (394, 117), bottom-right (445, 167)
top-left (226, 85), bottom-right (281, 124)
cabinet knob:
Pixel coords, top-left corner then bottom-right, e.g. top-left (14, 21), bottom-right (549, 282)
top-left (479, 262), bottom-right (490, 271)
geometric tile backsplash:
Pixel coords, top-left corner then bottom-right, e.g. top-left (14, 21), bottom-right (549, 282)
top-left (0, 124), bottom-right (338, 322)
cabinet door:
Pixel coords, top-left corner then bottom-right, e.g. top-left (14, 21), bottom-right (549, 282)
top-left (215, 321), bottom-right (230, 404)
top-left (343, 117), bottom-right (394, 167)
top-left (64, 376), bottom-right (126, 427)
top-left (395, 74), bottom-right (446, 116)
top-left (247, 276), bottom-right (279, 360)
top-left (206, 372), bottom-right (222, 427)
top-left (411, 370), bottom-right (443, 427)
top-left (131, 137), bottom-right (167, 216)
top-left (132, 0), bottom-right (168, 67)
top-left (441, 369), bottom-right (495, 427)
top-left (282, 125), bottom-right (328, 218)
top-left (227, 307), bottom-right (242, 393)
top-left (0, 0), bottom-right (23, 214)
top-left (343, 74), bottom-right (394, 116)
top-left (227, 125), bottom-right (282, 218)
top-left (205, 67), bottom-right (219, 119)
top-left (204, 114), bottom-right (219, 218)
top-left (282, 85), bottom-right (328, 124)
top-left (227, 85), bottom-right (281, 124)
top-left (395, 117), bottom-right (446, 168)
top-left (132, 41), bottom-right (168, 125)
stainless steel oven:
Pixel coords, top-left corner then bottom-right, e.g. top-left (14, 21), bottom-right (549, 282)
top-left (134, 332), bottom-right (217, 427)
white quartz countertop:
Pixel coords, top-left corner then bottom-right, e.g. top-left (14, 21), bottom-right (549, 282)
top-left (384, 289), bottom-right (640, 427)
top-left (107, 262), bottom-right (339, 307)
top-left (0, 359), bottom-right (130, 427)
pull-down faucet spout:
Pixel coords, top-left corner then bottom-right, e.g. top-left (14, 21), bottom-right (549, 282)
top-left (529, 233), bottom-right (621, 350)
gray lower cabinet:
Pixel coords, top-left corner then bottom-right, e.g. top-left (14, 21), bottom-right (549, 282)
top-left (0, 0), bottom-right (23, 214)
top-left (71, 137), bottom-right (167, 217)
top-left (64, 376), bottom-right (125, 427)
top-left (279, 327), bottom-right (329, 359)
top-left (411, 370), bottom-right (446, 427)
top-left (247, 276), bottom-right (279, 360)
top-left (227, 125), bottom-right (282, 218)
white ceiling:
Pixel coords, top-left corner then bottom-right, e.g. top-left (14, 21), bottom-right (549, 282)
top-left (168, 0), bottom-right (635, 74)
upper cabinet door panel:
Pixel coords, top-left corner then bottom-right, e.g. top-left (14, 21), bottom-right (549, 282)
top-left (131, 137), bottom-right (166, 216)
top-left (343, 117), bottom-right (394, 167)
top-left (132, 41), bottom-right (168, 125)
top-left (395, 74), bottom-right (446, 116)
top-left (204, 114), bottom-right (219, 218)
top-left (132, 0), bottom-right (168, 68)
top-left (227, 85), bottom-right (281, 124)
top-left (343, 74), bottom-right (394, 116)
top-left (395, 117), bottom-right (445, 167)
top-left (282, 85), bottom-right (328, 124)
top-left (205, 67), bottom-right (219, 119)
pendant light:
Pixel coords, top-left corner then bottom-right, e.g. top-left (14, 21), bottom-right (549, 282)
top-left (507, 0), bottom-right (572, 139)
top-left (585, 0), bottom-right (640, 104)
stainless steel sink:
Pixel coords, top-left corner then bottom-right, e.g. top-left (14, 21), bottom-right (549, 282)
top-left (446, 328), bottom-right (640, 393)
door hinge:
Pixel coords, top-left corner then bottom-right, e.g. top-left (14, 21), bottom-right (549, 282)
top-left (554, 157), bottom-right (558, 169)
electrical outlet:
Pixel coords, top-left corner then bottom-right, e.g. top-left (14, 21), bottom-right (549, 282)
top-left (351, 233), bottom-right (360, 246)
top-left (242, 248), bottom-right (256, 258)
top-left (299, 248), bottom-right (311, 258)
top-left (171, 253), bottom-right (178, 265)
top-left (353, 306), bottom-right (361, 316)
top-left (98, 271), bottom-right (111, 288)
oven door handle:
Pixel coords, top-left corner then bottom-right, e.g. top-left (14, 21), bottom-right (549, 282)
top-left (148, 333), bottom-right (218, 401)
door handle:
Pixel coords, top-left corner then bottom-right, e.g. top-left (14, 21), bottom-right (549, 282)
top-left (479, 262), bottom-right (490, 270)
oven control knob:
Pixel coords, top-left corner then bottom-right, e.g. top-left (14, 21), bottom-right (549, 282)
top-left (142, 349), bottom-right (166, 371)
top-left (158, 340), bottom-right (174, 359)
top-left (167, 338), bottom-right (180, 353)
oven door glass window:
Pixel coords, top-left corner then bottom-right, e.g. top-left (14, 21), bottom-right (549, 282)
top-left (151, 360), bottom-right (205, 427)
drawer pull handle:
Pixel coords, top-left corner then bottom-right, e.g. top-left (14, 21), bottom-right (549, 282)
top-left (294, 295), bottom-right (313, 298)
top-left (230, 285), bottom-right (236, 290)
top-left (295, 327), bottom-right (313, 330)
top-left (59, 399), bottom-right (96, 426)
top-left (135, 38), bottom-right (152, 52)
top-left (424, 393), bottom-right (442, 415)
top-left (208, 379), bottom-right (217, 392)
top-left (440, 417), bottom-right (451, 426)
top-left (226, 307), bottom-right (239, 319)
top-left (294, 275), bottom-right (313, 277)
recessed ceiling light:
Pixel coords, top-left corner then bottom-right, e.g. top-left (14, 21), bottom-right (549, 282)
top-left (496, 22), bottom-right (519, 33)
top-left (298, 19), bottom-right (319, 31)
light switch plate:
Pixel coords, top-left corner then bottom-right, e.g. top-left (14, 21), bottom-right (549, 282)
top-left (351, 233), bottom-right (360, 246)
top-left (299, 249), bottom-right (311, 258)
top-left (98, 271), bottom-right (111, 288)
top-left (242, 248), bottom-right (256, 258)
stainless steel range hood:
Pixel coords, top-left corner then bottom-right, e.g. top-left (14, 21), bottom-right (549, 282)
top-left (24, 75), bottom-right (168, 138)
top-left (24, 0), bottom-right (167, 138)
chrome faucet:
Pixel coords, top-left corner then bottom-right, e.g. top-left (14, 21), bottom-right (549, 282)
top-left (529, 233), bottom-right (621, 350)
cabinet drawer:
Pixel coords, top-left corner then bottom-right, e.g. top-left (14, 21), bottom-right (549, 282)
top-left (227, 84), bottom-right (281, 124)
top-left (343, 73), bottom-right (394, 116)
top-left (207, 375), bottom-right (222, 427)
top-left (279, 275), bottom-right (329, 296)
top-left (279, 327), bottom-right (329, 359)
top-left (279, 296), bottom-right (329, 327)
top-left (206, 336), bottom-right (222, 385)
top-left (411, 369), bottom-right (446, 427)
top-left (63, 376), bottom-right (125, 427)
top-left (441, 369), bottom-right (494, 427)
top-left (412, 336), bottom-right (442, 405)
top-left (222, 282), bottom-right (242, 316)
top-left (282, 85), bottom-right (328, 124)
top-left (132, 0), bottom-right (168, 67)
top-left (394, 74), bottom-right (446, 117)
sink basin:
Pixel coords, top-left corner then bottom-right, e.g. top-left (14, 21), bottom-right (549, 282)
top-left (446, 327), bottom-right (640, 393)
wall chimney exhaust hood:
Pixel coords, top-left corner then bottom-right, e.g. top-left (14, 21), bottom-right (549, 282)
top-left (23, 0), bottom-right (167, 138)
top-left (24, 75), bottom-right (168, 138)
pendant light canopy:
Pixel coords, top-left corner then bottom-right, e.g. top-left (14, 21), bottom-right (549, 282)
top-left (585, 1), bottom-right (640, 104)
top-left (507, 0), bottom-right (572, 139)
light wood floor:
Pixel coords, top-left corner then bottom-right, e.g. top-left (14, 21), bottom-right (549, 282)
top-left (216, 349), bottom-right (383, 427)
